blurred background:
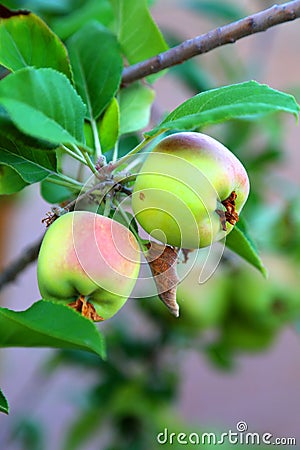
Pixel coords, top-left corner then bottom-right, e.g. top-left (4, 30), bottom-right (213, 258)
top-left (1, 0), bottom-right (300, 449)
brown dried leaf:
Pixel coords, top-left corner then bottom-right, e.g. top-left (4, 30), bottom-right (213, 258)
top-left (68, 295), bottom-right (104, 322)
top-left (145, 242), bottom-right (180, 317)
top-left (222, 191), bottom-right (239, 226)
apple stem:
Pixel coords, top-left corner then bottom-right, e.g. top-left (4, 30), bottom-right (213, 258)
top-left (46, 175), bottom-right (83, 192)
top-left (103, 194), bottom-right (112, 217)
top-left (82, 150), bottom-right (99, 175)
top-left (60, 144), bottom-right (87, 165)
top-left (112, 141), bottom-right (119, 162)
top-left (91, 117), bottom-right (102, 158)
top-left (107, 131), bottom-right (164, 173)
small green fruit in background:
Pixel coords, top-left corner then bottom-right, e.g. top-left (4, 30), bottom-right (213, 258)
top-left (140, 250), bottom-right (230, 334)
top-left (37, 211), bottom-right (140, 321)
top-left (176, 252), bottom-right (230, 330)
top-left (132, 132), bottom-right (249, 248)
top-left (232, 257), bottom-right (300, 331)
top-left (221, 319), bottom-right (277, 352)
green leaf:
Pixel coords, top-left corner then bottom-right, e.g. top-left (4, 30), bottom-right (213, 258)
top-left (0, 165), bottom-right (28, 194)
top-left (0, 6), bottom-right (72, 79)
top-left (83, 121), bottom-right (94, 149)
top-left (146, 81), bottom-right (300, 136)
top-left (0, 146), bottom-right (57, 185)
top-left (0, 106), bottom-right (55, 150)
top-left (0, 388), bottom-right (9, 415)
top-left (0, 67), bottom-right (86, 145)
top-left (40, 178), bottom-right (75, 204)
top-left (99, 97), bottom-right (120, 153)
top-left (119, 82), bottom-right (155, 134)
top-left (111, 209), bottom-right (139, 233)
top-left (0, 301), bottom-right (106, 359)
top-left (52, 0), bottom-right (114, 41)
top-left (0, 108), bottom-right (58, 185)
top-left (110, 0), bottom-right (168, 64)
top-left (63, 405), bottom-right (104, 450)
top-left (225, 218), bottom-right (267, 277)
top-left (68, 21), bottom-right (123, 120)
top-left (16, 0), bottom-right (71, 16)
top-left (184, 0), bottom-right (245, 22)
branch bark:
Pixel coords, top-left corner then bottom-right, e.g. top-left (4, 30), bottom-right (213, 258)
top-left (0, 235), bottom-right (43, 291)
top-left (122, 0), bottom-right (300, 85)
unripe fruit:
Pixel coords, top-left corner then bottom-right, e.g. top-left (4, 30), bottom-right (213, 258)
top-left (176, 276), bottom-right (228, 331)
top-left (232, 258), bottom-right (300, 331)
top-left (221, 319), bottom-right (277, 352)
top-left (175, 253), bottom-right (229, 330)
top-left (132, 132), bottom-right (249, 248)
top-left (37, 211), bottom-right (140, 320)
top-left (138, 250), bottom-right (229, 334)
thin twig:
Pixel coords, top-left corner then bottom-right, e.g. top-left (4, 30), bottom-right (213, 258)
top-left (122, 0), bottom-right (300, 85)
top-left (0, 235), bottom-right (43, 291)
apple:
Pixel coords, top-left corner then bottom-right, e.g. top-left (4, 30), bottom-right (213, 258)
top-left (175, 273), bottom-right (229, 332)
top-left (132, 132), bottom-right (250, 248)
top-left (232, 257), bottom-right (300, 331)
top-left (144, 271), bottom-right (229, 334)
top-left (37, 211), bottom-right (140, 321)
top-left (175, 251), bottom-right (230, 331)
top-left (221, 319), bottom-right (277, 352)
top-left (139, 249), bottom-right (230, 334)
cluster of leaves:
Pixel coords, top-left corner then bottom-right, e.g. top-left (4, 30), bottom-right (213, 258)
top-left (0, 0), bottom-right (300, 425)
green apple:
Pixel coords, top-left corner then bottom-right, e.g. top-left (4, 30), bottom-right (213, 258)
top-left (141, 250), bottom-right (230, 334)
top-left (175, 253), bottom-right (230, 330)
top-left (37, 211), bottom-right (140, 321)
top-left (132, 132), bottom-right (249, 248)
top-left (232, 258), bottom-right (300, 331)
top-left (221, 319), bottom-right (277, 352)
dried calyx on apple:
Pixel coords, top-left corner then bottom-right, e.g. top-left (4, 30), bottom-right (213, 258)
top-left (37, 211), bottom-right (141, 321)
top-left (132, 132), bottom-right (250, 249)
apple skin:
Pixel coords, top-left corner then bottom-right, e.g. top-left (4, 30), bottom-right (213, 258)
top-left (132, 132), bottom-right (250, 248)
top-left (37, 211), bottom-right (140, 320)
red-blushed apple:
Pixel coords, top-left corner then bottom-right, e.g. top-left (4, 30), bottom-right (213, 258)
top-left (132, 132), bottom-right (250, 248)
top-left (37, 211), bottom-right (140, 321)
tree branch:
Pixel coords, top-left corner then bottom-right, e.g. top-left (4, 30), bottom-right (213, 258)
top-left (0, 235), bottom-right (43, 291)
top-left (122, 0), bottom-right (300, 85)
